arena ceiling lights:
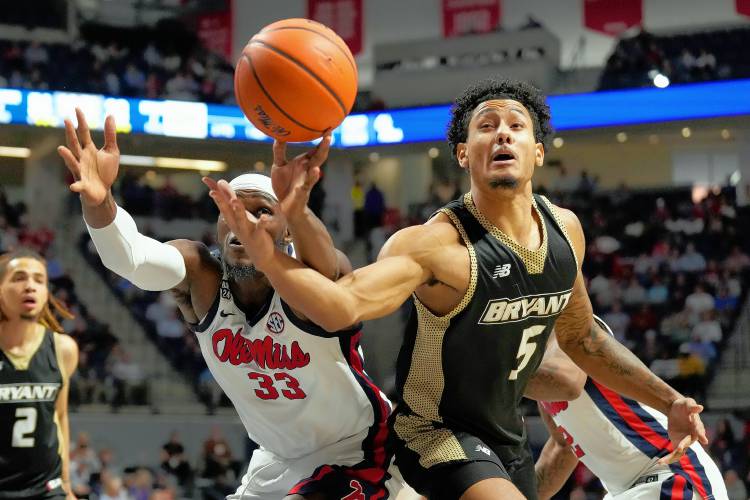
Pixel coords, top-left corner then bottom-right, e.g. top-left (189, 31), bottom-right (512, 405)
top-left (0, 146), bottom-right (31, 158)
top-left (0, 79), bottom-right (749, 147)
top-left (119, 154), bottom-right (227, 172)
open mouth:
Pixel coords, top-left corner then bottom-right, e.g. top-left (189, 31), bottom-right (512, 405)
top-left (22, 298), bottom-right (37, 307)
top-left (228, 236), bottom-right (242, 248)
top-left (492, 151), bottom-right (516, 162)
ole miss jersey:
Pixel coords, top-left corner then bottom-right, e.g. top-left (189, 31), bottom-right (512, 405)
top-left (191, 274), bottom-right (392, 464)
top-left (541, 317), bottom-right (726, 498)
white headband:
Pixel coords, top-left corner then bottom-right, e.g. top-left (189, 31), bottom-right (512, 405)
top-left (229, 173), bottom-right (277, 201)
top-left (227, 173), bottom-right (296, 258)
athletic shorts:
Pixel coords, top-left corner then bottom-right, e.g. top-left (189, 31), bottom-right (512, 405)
top-left (227, 434), bottom-right (404, 500)
top-left (391, 417), bottom-right (536, 500)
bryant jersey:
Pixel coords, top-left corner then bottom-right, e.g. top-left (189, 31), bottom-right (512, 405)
top-left (192, 276), bottom-right (392, 461)
top-left (395, 193), bottom-right (578, 450)
top-left (542, 380), bottom-right (725, 498)
top-left (0, 330), bottom-right (64, 498)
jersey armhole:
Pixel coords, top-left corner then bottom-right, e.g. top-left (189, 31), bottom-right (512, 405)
top-left (52, 332), bottom-right (69, 387)
top-left (279, 298), bottom-right (362, 337)
top-left (413, 207), bottom-right (477, 321)
top-left (190, 290), bottom-right (221, 333)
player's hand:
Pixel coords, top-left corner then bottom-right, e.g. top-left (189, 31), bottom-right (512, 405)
top-left (203, 177), bottom-right (277, 269)
top-left (658, 397), bottom-right (708, 465)
top-left (271, 133), bottom-right (330, 221)
top-left (57, 107), bottom-right (120, 208)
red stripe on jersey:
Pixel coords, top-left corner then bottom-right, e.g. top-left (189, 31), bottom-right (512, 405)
top-left (671, 473), bottom-right (686, 500)
top-left (593, 381), bottom-right (708, 498)
top-left (288, 465), bottom-right (335, 494)
top-left (348, 333), bottom-right (390, 476)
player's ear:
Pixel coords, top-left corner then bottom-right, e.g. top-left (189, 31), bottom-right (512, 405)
top-left (456, 143), bottom-right (469, 170)
top-left (535, 142), bottom-right (544, 167)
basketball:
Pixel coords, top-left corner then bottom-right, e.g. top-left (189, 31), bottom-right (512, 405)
top-left (235, 18), bottom-right (358, 142)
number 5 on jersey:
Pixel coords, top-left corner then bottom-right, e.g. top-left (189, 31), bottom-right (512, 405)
top-left (508, 325), bottom-right (546, 380)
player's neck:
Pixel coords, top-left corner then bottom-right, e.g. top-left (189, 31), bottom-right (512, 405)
top-left (0, 319), bottom-right (44, 350)
top-left (471, 184), bottom-right (540, 247)
top-left (228, 277), bottom-right (274, 316)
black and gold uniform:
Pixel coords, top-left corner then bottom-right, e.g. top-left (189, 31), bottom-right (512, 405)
top-left (0, 330), bottom-right (65, 500)
top-left (392, 193), bottom-right (578, 499)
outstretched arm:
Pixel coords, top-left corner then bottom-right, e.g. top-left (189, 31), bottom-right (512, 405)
top-left (535, 404), bottom-right (579, 500)
top-left (269, 137), bottom-right (351, 279)
top-left (206, 178), bottom-right (434, 332)
top-left (553, 207), bottom-right (707, 461)
top-left (524, 334), bottom-right (586, 402)
top-left (57, 109), bottom-right (206, 296)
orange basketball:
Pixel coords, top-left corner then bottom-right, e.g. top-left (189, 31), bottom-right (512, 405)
top-left (235, 18), bottom-right (358, 142)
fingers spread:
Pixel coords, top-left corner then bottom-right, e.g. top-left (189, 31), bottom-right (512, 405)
top-left (57, 146), bottom-right (82, 179)
top-left (103, 115), bottom-right (119, 153)
top-left (75, 108), bottom-right (93, 148)
top-left (64, 119), bottom-right (82, 158)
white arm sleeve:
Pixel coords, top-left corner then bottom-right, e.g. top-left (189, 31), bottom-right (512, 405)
top-left (85, 205), bottom-right (187, 291)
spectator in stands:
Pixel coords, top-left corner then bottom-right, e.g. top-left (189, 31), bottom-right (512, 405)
top-left (99, 472), bottom-right (130, 500)
top-left (692, 310), bottom-right (723, 343)
top-left (108, 346), bottom-right (148, 407)
top-left (161, 432), bottom-right (193, 489)
top-left (601, 301), bottom-right (629, 344)
top-left (154, 308), bottom-right (185, 352)
top-left (723, 469), bottom-right (747, 500)
top-left (199, 427), bottom-right (239, 500)
top-left (685, 283), bottom-right (715, 317)
top-left (675, 242), bottom-right (707, 272)
top-left (724, 244), bottom-right (750, 273)
top-left (622, 276), bottom-right (647, 307)
top-left (675, 343), bottom-right (706, 400)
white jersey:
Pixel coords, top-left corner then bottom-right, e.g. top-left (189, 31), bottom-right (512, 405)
top-left (192, 276), bottom-right (392, 461)
top-left (541, 380), bottom-right (726, 499)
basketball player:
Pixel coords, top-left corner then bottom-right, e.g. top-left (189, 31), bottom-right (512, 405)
top-left (206, 79), bottom-right (706, 500)
top-left (56, 109), bottom-right (402, 499)
top-left (534, 317), bottom-right (727, 500)
top-left (0, 249), bottom-right (79, 500)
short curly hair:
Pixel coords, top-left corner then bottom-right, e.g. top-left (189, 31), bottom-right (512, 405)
top-left (446, 78), bottom-right (553, 160)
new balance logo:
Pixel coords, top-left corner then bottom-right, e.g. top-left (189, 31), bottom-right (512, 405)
top-left (492, 263), bottom-right (511, 278)
top-left (475, 444), bottom-right (491, 456)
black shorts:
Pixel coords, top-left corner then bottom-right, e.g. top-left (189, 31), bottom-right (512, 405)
top-left (392, 425), bottom-right (536, 500)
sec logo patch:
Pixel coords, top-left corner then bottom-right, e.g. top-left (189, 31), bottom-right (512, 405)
top-left (266, 312), bottom-right (285, 334)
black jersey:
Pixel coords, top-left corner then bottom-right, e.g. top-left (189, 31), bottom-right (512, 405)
top-left (0, 330), bottom-right (64, 499)
top-left (394, 193), bottom-right (578, 455)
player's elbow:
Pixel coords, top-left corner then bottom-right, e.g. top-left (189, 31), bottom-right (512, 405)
top-left (559, 369), bottom-right (586, 400)
top-left (318, 299), bottom-right (359, 333)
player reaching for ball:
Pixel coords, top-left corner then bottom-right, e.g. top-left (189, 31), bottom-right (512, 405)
top-left (57, 108), bottom-right (404, 500)
top-left (206, 78), bottom-right (707, 500)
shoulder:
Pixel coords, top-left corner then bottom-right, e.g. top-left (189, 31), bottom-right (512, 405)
top-left (53, 333), bottom-right (78, 377)
top-left (167, 239), bottom-right (221, 274)
top-left (544, 202), bottom-right (585, 264)
top-left (378, 216), bottom-right (461, 262)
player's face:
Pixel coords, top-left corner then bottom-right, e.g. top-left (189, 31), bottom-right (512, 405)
top-left (0, 258), bottom-right (49, 321)
top-left (456, 99), bottom-right (544, 192)
top-left (216, 191), bottom-right (288, 272)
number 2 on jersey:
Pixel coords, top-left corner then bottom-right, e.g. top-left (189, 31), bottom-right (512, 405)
top-left (247, 372), bottom-right (307, 400)
top-left (508, 325), bottom-right (546, 380)
top-left (12, 407), bottom-right (37, 447)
